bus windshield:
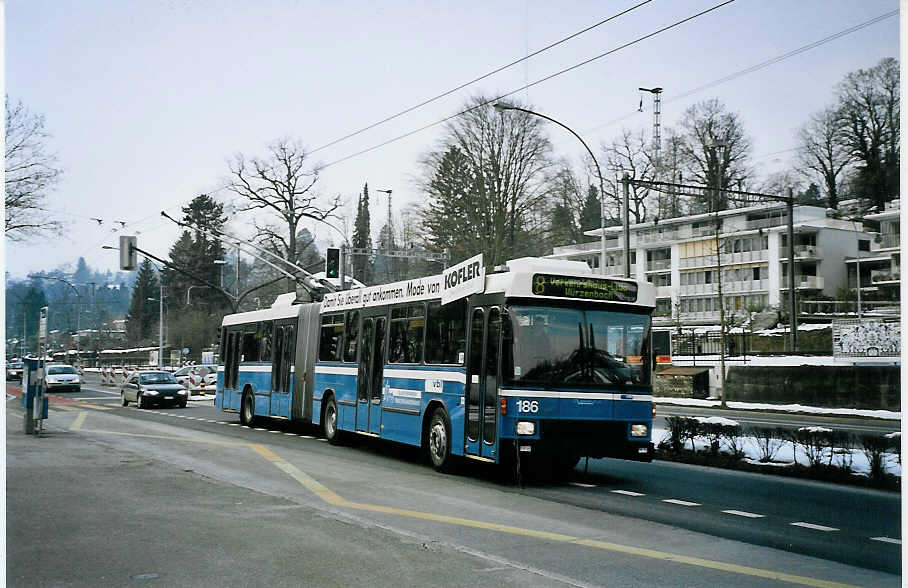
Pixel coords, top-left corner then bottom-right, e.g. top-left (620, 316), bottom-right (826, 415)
top-left (505, 305), bottom-right (651, 388)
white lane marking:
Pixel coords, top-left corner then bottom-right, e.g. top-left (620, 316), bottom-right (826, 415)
top-left (790, 522), bottom-right (839, 532)
top-left (283, 432), bottom-right (297, 436)
top-left (269, 430), bottom-right (281, 434)
top-left (301, 435), bottom-right (315, 439)
top-left (317, 438), bottom-right (327, 442)
top-left (228, 423), bottom-right (240, 426)
top-left (253, 427), bottom-right (266, 431)
top-left (722, 510), bottom-right (764, 519)
top-left (663, 499), bottom-right (701, 507)
top-left (871, 536), bottom-right (901, 545)
top-left (611, 490), bottom-right (645, 496)
top-left (569, 482), bottom-right (597, 488)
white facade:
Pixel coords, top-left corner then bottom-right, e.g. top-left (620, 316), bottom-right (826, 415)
top-left (549, 203), bottom-right (879, 324)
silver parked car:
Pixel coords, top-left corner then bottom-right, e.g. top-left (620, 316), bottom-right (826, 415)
top-left (120, 370), bottom-right (188, 409)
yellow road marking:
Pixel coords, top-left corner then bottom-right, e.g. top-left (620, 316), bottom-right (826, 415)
top-left (251, 444), bottom-right (860, 588)
top-left (66, 417), bottom-right (860, 588)
top-left (71, 411), bottom-right (87, 431)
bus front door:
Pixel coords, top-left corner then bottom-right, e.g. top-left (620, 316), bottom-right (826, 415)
top-left (465, 307), bottom-right (500, 461)
top-left (356, 314), bottom-right (386, 435)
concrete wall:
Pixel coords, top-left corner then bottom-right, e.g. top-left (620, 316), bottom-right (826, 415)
top-left (726, 365), bottom-right (900, 410)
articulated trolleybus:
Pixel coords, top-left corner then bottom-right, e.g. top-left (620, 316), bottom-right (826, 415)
top-left (216, 255), bottom-right (656, 473)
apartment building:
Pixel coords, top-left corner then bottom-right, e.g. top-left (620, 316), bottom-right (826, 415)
top-left (849, 199), bottom-right (900, 299)
top-left (549, 203), bottom-right (877, 324)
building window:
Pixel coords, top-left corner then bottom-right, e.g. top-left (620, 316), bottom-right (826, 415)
top-left (858, 239), bottom-right (870, 252)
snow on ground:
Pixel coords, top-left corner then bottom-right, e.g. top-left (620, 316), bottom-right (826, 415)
top-left (657, 396), bottom-right (901, 420)
top-left (652, 426), bottom-right (902, 477)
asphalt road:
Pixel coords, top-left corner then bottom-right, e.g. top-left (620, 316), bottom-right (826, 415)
top-left (7, 382), bottom-right (901, 587)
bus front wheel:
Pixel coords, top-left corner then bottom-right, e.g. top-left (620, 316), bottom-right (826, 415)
top-left (427, 409), bottom-right (452, 472)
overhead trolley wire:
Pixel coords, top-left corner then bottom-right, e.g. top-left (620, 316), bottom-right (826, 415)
top-left (319, 0), bottom-right (736, 170)
top-left (582, 9), bottom-right (899, 134)
top-left (308, 0), bottom-right (655, 155)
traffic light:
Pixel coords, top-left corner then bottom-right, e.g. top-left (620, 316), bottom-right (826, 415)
top-left (119, 235), bottom-right (137, 270)
top-left (325, 247), bottom-right (340, 279)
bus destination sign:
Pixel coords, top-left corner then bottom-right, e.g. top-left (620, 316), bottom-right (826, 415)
top-left (531, 274), bottom-right (637, 302)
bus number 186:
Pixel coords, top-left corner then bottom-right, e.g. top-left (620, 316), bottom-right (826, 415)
top-left (516, 400), bottom-right (539, 413)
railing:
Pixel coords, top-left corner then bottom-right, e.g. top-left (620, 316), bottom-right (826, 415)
top-left (794, 275), bottom-right (824, 289)
top-left (647, 259), bottom-right (671, 271)
top-left (679, 279), bottom-right (768, 296)
top-left (799, 299), bottom-right (900, 315)
top-left (871, 269), bottom-right (900, 284)
top-left (877, 233), bottom-right (900, 249)
top-left (679, 249), bottom-right (767, 269)
top-left (779, 245), bottom-right (822, 259)
top-left (638, 230), bottom-right (678, 243)
top-left (745, 216), bottom-right (788, 230)
top-left (602, 264), bottom-right (637, 277)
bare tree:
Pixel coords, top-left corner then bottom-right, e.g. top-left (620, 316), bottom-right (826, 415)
top-left (602, 129), bottom-right (657, 223)
top-left (796, 106), bottom-right (853, 209)
top-left (227, 138), bottom-right (341, 277)
top-left (836, 57), bottom-right (899, 210)
top-left (419, 96), bottom-right (553, 267)
top-left (675, 99), bottom-right (752, 212)
top-left (5, 99), bottom-right (63, 240)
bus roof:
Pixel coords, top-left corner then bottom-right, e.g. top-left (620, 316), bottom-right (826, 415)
top-left (221, 303), bottom-right (304, 327)
top-left (320, 255), bottom-right (655, 313)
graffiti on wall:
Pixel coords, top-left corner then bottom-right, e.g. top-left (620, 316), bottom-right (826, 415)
top-left (832, 319), bottom-right (901, 358)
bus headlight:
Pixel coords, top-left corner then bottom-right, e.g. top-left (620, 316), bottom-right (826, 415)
top-left (516, 421), bottom-right (536, 436)
top-left (630, 424), bottom-right (648, 437)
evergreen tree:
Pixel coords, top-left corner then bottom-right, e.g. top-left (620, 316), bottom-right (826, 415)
top-left (351, 183), bottom-right (373, 284)
top-left (578, 185), bottom-right (602, 234)
top-left (126, 258), bottom-right (159, 344)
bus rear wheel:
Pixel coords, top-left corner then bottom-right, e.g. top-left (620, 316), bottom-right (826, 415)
top-left (427, 409), bottom-right (452, 472)
top-left (240, 391), bottom-right (255, 426)
top-left (322, 396), bottom-right (342, 445)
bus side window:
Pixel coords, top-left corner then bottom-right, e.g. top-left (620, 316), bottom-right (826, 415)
top-left (241, 330), bottom-right (259, 363)
top-left (389, 303), bottom-right (425, 364)
top-left (318, 313), bottom-right (344, 362)
top-left (343, 311), bottom-right (359, 362)
top-left (261, 321), bottom-right (273, 362)
top-left (282, 325), bottom-right (295, 393)
top-left (425, 299), bottom-right (466, 364)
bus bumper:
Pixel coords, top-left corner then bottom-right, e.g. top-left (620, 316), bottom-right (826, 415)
top-left (511, 420), bottom-right (654, 463)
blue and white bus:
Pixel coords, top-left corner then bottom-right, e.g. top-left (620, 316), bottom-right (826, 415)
top-left (216, 254), bottom-right (656, 473)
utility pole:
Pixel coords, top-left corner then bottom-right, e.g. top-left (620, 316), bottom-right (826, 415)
top-left (786, 187), bottom-right (798, 352)
top-left (638, 87), bottom-right (663, 172)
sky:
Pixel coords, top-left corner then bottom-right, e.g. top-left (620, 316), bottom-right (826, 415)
top-left (4, 0), bottom-right (901, 280)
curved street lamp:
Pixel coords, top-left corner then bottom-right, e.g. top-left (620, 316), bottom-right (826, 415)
top-left (492, 103), bottom-right (630, 278)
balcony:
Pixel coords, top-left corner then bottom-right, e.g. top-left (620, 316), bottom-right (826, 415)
top-left (679, 279), bottom-right (768, 296)
top-left (680, 249), bottom-right (767, 269)
top-left (876, 233), bottom-right (900, 250)
top-left (646, 258), bottom-right (671, 271)
top-left (779, 245), bottom-right (823, 260)
top-left (602, 264), bottom-right (637, 277)
top-left (871, 269), bottom-right (900, 284)
top-left (788, 275), bottom-right (824, 289)
top-left (745, 216), bottom-right (787, 230)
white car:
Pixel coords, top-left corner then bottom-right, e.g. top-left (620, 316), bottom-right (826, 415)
top-left (173, 365), bottom-right (217, 393)
top-left (44, 364), bottom-right (81, 392)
